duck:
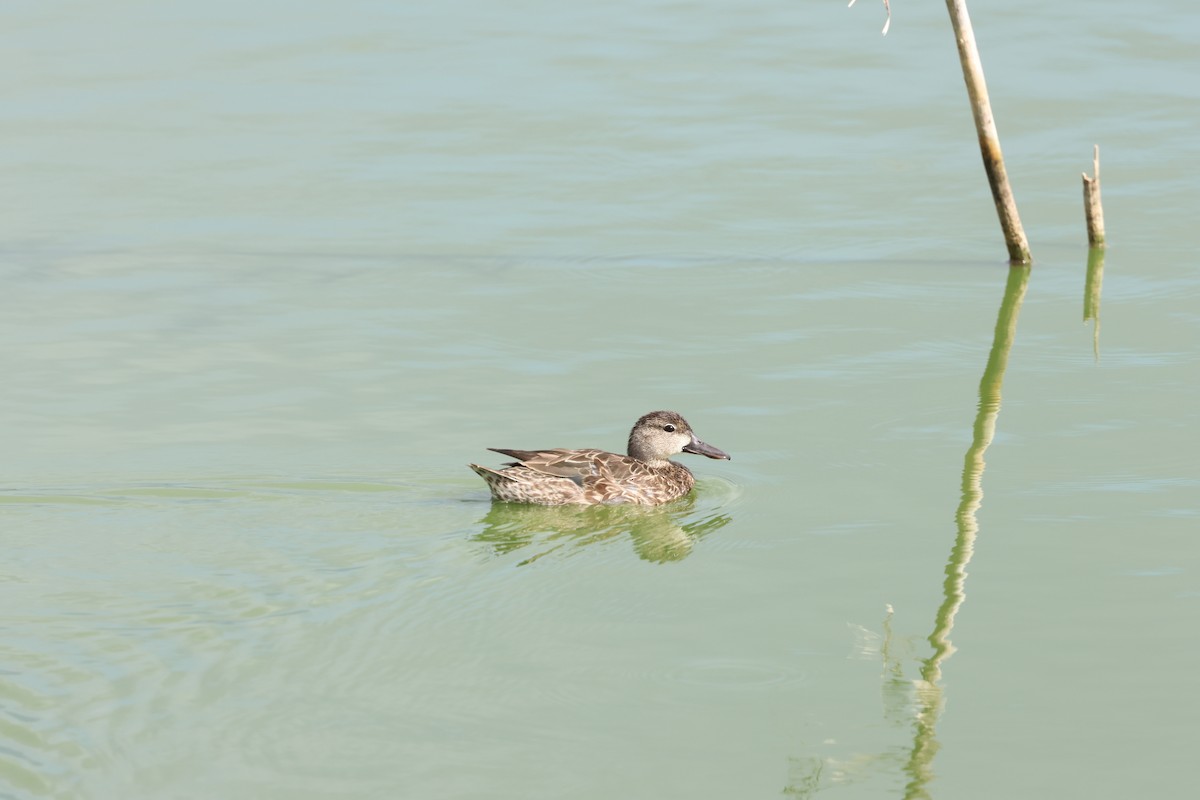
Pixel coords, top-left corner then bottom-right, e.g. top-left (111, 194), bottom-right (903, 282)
top-left (468, 410), bottom-right (730, 506)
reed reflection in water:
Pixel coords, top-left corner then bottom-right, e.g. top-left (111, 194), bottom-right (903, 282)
top-left (784, 264), bottom-right (1033, 798)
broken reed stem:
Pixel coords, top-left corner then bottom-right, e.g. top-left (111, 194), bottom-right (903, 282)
top-left (944, 0), bottom-right (1032, 264)
top-left (1082, 145), bottom-right (1106, 248)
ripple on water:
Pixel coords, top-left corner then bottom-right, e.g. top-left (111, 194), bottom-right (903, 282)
top-left (665, 656), bottom-right (809, 692)
top-left (0, 657), bottom-right (92, 799)
top-left (1031, 472), bottom-right (1199, 496)
top-left (2, 468), bottom-right (753, 793)
top-left (693, 475), bottom-right (744, 509)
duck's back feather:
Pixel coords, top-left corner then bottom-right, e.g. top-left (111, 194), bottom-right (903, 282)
top-left (473, 447), bottom-right (695, 505)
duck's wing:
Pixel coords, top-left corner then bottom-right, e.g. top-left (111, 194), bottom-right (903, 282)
top-left (488, 448), bottom-right (631, 485)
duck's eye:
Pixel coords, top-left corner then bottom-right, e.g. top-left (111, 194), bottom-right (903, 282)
top-left (663, 424), bottom-right (676, 433)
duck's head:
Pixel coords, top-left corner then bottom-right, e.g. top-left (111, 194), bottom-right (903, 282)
top-left (626, 410), bottom-right (731, 466)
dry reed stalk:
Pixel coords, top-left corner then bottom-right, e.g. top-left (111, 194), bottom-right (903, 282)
top-left (944, 0), bottom-right (1032, 264)
top-left (1082, 145), bottom-right (1106, 248)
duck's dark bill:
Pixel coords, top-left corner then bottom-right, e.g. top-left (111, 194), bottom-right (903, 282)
top-left (683, 438), bottom-right (731, 460)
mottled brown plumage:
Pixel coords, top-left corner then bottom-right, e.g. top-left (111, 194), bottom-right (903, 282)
top-left (468, 411), bottom-right (731, 505)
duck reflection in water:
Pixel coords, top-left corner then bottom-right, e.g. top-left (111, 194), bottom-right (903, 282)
top-left (472, 494), bottom-right (731, 564)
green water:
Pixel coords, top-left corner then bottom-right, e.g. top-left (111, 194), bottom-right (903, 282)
top-left (4, 1), bottom-right (1198, 797)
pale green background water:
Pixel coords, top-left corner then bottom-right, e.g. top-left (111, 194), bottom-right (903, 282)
top-left (3, 1), bottom-right (1198, 798)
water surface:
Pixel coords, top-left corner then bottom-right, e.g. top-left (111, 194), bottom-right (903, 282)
top-left (3, 1), bottom-right (1199, 798)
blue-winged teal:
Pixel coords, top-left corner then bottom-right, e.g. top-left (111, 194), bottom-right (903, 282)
top-left (469, 410), bottom-right (730, 505)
